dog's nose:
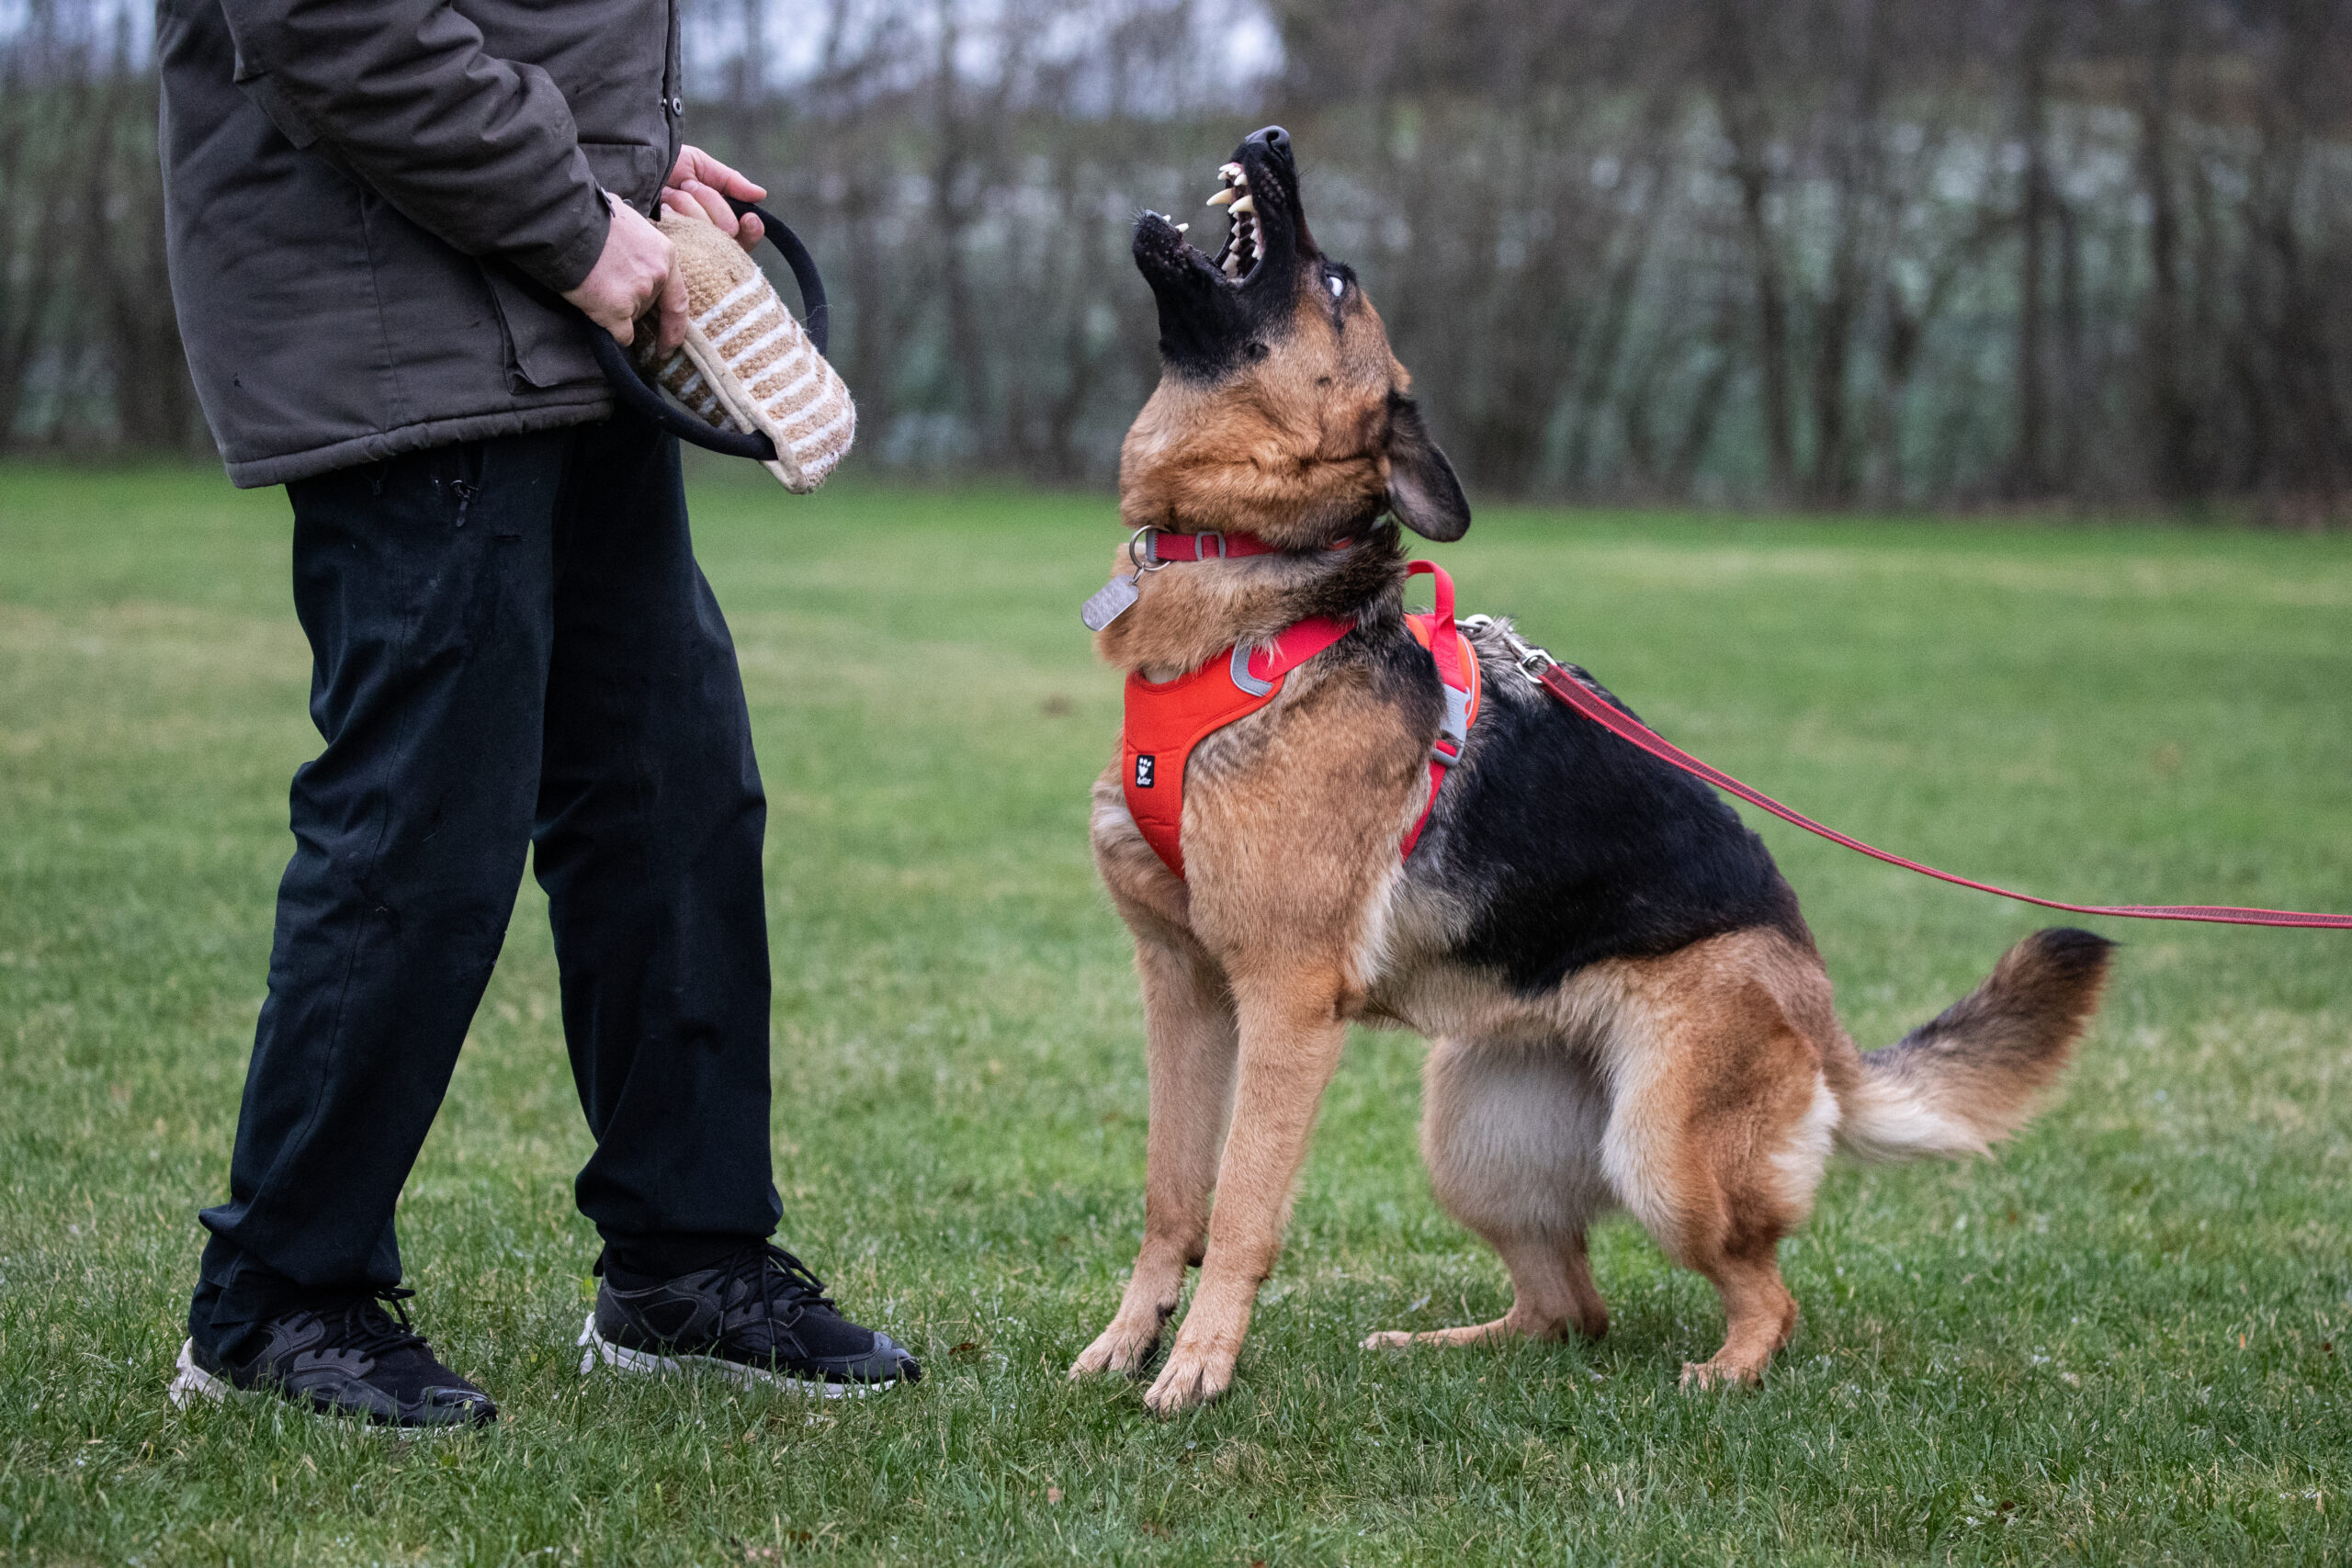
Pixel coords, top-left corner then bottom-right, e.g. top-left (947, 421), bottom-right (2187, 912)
top-left (1245, 126), bottom-right (1294, 167)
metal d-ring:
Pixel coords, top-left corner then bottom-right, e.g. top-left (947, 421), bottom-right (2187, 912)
top-left (1127, 526), bottom-right (1170, 575)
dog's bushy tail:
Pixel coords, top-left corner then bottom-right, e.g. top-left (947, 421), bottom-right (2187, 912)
top-left (1836, 928), bottom-right (2115, 1161)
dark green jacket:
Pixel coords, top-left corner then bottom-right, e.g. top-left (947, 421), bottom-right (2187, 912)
top-left (159, 0), bottom-right (682, 486)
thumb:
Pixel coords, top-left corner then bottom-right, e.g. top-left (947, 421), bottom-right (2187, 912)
top-left (657, 252), bottom-right (688, 354)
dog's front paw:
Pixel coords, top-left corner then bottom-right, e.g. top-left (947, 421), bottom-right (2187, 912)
top-left (1141, 1339), bottom-right (1236, 1416)
top-left (1069, 1318), bottom-right (1161, 1380)
top-left (1679, 1358), bottom-right (1763, 1392)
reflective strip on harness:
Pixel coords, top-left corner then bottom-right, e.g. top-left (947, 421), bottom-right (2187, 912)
top-left (1400, 560), bottom-right (1480, 860)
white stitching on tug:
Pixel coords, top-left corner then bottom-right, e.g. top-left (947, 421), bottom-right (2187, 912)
top-left (695, 275), bottom-right (764, 330)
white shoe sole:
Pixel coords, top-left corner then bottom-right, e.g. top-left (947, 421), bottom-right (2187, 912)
top-left (166, 1338), bottom-right (226, 1408)
top-left (165, 1337), bottom-right (476, 1434)
top-left (575, 1314), bottom-right (891, 1398)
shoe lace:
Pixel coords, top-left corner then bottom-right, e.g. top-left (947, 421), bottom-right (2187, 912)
top-left (322, 1286), bottom-right (430, 1361)
top-left (722, 1244), bottom-right (837, 1348)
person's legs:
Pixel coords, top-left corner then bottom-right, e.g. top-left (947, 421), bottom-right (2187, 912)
top-left (189, 434), bottom-right (570, 1359)
top-left (531, 415), bottom-right (781, 1274)
top-left (538, 417), bottom-right (919, 1391)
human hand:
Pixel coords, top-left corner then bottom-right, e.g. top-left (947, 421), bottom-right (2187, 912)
top-left (662, 145), bottom-right (767, 253)
top-left (561, 194), bottom-right (686, 352)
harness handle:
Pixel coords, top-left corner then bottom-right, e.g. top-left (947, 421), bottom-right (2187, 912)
top-left (578, 195), bottom-right (830, 462)
top-left (1405, 559), bottom-right (1466, 692)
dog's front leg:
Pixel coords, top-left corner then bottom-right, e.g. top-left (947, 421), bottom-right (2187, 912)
top-left (1142, 964), bottom-right (1350, 1416)
top-left (1071, 931), bottom-right (1238, 1380)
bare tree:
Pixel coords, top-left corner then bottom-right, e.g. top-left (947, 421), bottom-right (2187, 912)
top-left (10, 0), bottom-right (2350, 518)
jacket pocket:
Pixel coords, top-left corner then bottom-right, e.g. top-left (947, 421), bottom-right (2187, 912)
top-left (231, 67), bottom-right (323, 152)
top-left (481, 265), bottom-right (601, 393)
top-left (580, 141), bottom-right (665, 215)
top-left (482, 141), bottom-right (662, 392)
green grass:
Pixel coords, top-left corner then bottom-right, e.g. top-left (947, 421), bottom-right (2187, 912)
top-left (2, 461), bottom-right (2348, 1566)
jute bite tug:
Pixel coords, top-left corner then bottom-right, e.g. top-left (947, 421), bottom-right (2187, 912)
top-left (1067, 126), bottom-right (2116, 1416)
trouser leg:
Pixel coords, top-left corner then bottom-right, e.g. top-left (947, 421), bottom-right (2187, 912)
top-left (190, 434), bottom-right (568, 1357)
top-left (532, 416), bottom-right (781, 1275)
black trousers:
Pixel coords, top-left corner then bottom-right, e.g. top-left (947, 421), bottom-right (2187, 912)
top-left (189, 415), bottom-right (783, 1358)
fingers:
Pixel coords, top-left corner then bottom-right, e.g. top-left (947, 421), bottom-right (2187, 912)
top-left (663, 147), bottom-right (771, 256)
top-left (670, 144), bottom-right (765, 202)
top-left (660, 175), bottom-right (765, 254)
top-left (674, 177), bottom-right (740, 238)
top-left (656, 251), bottom-right (688, 355)
top-left (560, 195), bottom-right (673, 350)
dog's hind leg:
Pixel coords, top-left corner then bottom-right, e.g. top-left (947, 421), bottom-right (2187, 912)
top-left (1365, 1035), bottom-right (1612, 1348)
top-left (1599, 934), bottom-right (1838, 1389)
top-left (1362, 1232), bottom-right (1606, 1348)
top-left (1071, 931), bottom-right (1238, 1380)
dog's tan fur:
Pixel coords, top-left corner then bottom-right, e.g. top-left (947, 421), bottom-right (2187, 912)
top-left (1073, 167), bottom-right (2109, 1416)
top-left (1115, 286), bottom-right (1405, 553)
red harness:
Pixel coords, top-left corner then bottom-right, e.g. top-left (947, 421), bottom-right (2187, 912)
top-left (1119, 545), bottom-right (1480, 880)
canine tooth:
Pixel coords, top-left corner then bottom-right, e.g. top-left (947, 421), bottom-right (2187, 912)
top-left (1172, 222), bottom-right (1188, 232)
top-left (1206, 188), bottom-right (1238, 207)
top-left (1229, 195), bottom-right (1254, 215)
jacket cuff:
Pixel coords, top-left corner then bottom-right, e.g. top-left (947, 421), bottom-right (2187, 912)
top-left (526, 186), bottom-right (612, 296)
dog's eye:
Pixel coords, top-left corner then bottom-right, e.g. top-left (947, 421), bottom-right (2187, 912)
top-left (1328, 276), bottom-right (1344, 299)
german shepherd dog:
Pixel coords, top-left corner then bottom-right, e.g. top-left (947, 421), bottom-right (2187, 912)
top-left (1070, 127), bottom-right (2114, 1416)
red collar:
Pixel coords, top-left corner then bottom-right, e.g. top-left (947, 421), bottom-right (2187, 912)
top-left (1080, 529), bottom-right (1353, 634)
top-left (1135, 528), bottom-right (1329, 564)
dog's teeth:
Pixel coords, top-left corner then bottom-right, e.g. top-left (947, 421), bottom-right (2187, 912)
top-left (1172, 222), bottom-right (1188, 233)
top-left (1219, 162), bottom-right (1244, 182)
top-left (1229, 195), bottom-right (1255, 216)
top-left (1206, 188), bottom-right (1238, 208)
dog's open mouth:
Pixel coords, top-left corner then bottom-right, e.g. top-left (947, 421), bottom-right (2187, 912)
top-left (1133, 128), bottom-right (1308, 372)
top-left (1204, 160), bottom-right (1260, 282)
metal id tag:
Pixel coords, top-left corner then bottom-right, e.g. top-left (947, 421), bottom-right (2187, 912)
top-left (1080, 572), bottom-right (1142, 631)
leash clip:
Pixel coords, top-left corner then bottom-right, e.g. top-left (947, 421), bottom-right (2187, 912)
top-left (1463, 614), bottom-right (1555, 684)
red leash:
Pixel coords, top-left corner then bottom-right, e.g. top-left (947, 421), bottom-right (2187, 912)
top-left (1474, 618), bottom-right (2352, 931)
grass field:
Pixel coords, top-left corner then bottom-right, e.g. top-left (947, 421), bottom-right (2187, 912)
top-left (2, 461), bottom-right (2348, 1565)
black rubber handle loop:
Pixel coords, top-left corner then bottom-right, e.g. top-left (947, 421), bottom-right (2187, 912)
top-left (582, 198), bottom-right (830, 461)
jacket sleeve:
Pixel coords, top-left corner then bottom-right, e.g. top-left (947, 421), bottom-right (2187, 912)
top-left (216, 0), bottom-right (611, 293)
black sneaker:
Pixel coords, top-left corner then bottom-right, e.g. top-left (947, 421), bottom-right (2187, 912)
top-left (578, 1243), bottom-right (920, 1396)
top-left (168, 1287), bottom-right (496, 1431)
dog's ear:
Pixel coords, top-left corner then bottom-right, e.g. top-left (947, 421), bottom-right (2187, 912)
top-left (1386, 396), bottom-right (1471, 542)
